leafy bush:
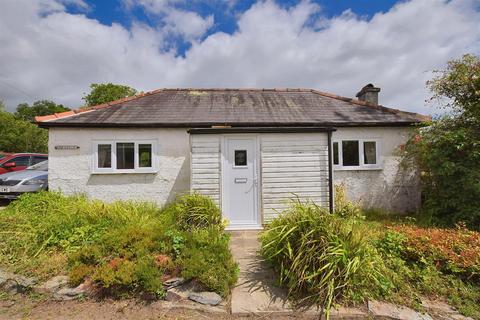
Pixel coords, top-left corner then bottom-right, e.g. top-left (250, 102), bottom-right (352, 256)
top-left (0, 110), bottom-right (48, 153)
top-left (162, 193), bottom-right (224, 231)
top-left (260, 201), bottom-right (384, 317)
top-left (376, 225), bottom-right (480, 318)
top-left (0, 191), bottom-right (237, 298)
top-left (402, 54), bottom-right (480, 229)
top-left (334, 184), bottom-right (364, 219)
top-left (180, 229), bottom-right (238, 297)
top-left (387, 224), bottom-right (480, 280)
top-left (262, 200), bottom-right (480, 318)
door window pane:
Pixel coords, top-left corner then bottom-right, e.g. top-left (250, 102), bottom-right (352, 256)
top-left (364, 141), bottom-right (377, 164)
top-left (234, 150), bottom-right (247, 166)
top-left (116, 143), bottom-right (134, 169)
top-left (333, 142), bottom-right (339, 165)
top-left (139, 144), bottom-right (152, 168)
top-left (97, 144), bottom-right (112, 168)
top-left (342, 141), bottom-right (359, 166)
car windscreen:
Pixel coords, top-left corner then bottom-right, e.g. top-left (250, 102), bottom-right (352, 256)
top-left (27, 161), bottom-right (48, 171)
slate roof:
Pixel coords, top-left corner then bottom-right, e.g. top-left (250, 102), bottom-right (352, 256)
top-left (36, 88), bottom-right (429, 128)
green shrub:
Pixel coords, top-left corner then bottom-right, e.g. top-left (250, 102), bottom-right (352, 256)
top-left (376, 226), bottom-right (480, 318)
top-left (180, 228), bottom-right (238, 297)
top-left (334, 184), bottom-right (364, 219)
top-left (162, 193), bottom-right (225, 231)
top-left (0, 191), bottom-right (238, 298)
top-left (260, 201), bottom-right (384, 317)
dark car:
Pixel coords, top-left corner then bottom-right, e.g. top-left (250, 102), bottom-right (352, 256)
top-left (0, 153), bottom-right (47, 175)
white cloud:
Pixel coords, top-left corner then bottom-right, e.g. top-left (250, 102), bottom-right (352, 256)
top-left (0, 0), bottom-right (479, 115)
top-left (123, 0), bottom-right (214, 40)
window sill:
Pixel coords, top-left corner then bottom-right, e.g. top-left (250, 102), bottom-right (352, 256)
top-left (334, 166), bottom-right (382, 171)
top-left (91, 169), bottom-right (158, 175)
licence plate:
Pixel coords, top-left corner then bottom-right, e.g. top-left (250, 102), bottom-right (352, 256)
top-left (0, 187), bottom-right (10, 193)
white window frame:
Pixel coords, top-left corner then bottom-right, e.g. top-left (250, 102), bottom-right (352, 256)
top-left (333, 139), bottom-right (381, 170)
top-left (92, 139), bottom-right (158, 174)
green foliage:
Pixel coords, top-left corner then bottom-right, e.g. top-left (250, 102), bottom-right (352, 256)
top-left (404, 54), bottom-right (480, 229)
top-left (180, 229), bottom-right (238, 297)
top-left (428, 54), bottom-right (480, 120)
top-left (0, 192), bottom-right (237, 298)
top-left (163, 193), bottom-right (225, 231)
top-left (334, 184), bottom-right (364, 219)
top-left (262, 200), bottom-right (480, 318)
top-left (0, 110), bottom-right (48, 153)
top-left (14, 100), bottom-right (70, 122)
top-left (260, 201), bottom-right (384, 317)
top-left (82, 83), bottom-right (137, 106)
top-left (404, 119), bottom-right (480, 228)
top-left (376, 226), bottom-right (480, 318)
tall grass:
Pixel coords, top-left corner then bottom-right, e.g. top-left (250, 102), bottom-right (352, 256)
top-left (0, 191), bottom-right (237, 298)
top-left (260, 201), bottom-right (384, 318)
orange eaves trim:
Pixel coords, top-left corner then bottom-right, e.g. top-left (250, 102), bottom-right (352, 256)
top-left (34, 88), bottom-right (164, 123)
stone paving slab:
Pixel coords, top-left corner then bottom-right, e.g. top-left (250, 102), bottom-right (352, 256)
top-left (229, 231), bottom-right (293, 315)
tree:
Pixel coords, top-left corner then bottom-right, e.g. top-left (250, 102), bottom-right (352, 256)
top-left (0, 110), bottom-right (48, 153)
top-left (0, 100), bottom-right (5, 112)
top-left (14, 100), bottom-right (70, 122)
top-left (82, 83), bottom-right (137, 106)
top-left (405, 54), bottom-right (480, 228)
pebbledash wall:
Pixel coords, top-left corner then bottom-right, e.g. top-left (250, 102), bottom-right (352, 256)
top-left (333, 127), bottom-right (420, 213)
top-left (48, 128), bottom-right (191, 204)
top-left (48, 126), bottom-right (420, 220)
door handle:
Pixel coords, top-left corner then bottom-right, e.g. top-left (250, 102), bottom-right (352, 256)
top-left (235, 178), bottom-right (248, 184)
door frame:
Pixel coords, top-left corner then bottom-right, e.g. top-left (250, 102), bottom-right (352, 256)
top-left (220, 134), bottom-right (262, 230)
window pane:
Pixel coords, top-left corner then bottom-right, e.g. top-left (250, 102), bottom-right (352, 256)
top-left (97, 144), bottom-right (111, 168)
top-left (364, 141), bottom-right (377, 164)
top-left (234, 150), bottom-right (247, 166)
top-left (11, 156), bottom-right (30, 166)
top-left (32, 156), bottom-right (47, 165)
top-left (342, 141), bottom-right (359, 166)
top-left (116, 143), bottom-right (134, 169)
top-left (333, 142), bottom-right (339, 165)
top-left (139, 144), bottom-right (152, 168)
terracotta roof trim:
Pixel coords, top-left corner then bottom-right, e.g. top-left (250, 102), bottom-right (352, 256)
top-left (34, 88), bottom-right (164, 123)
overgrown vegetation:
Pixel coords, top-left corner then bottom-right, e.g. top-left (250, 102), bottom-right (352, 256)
top-left (0, 110), bottom-right (48, 153)
top-left (82, 83), bottom-right (137, 106)
top-left (15, 100), bottom-right (70, 122)
top-left (261, 195), bottom-right (480, 319)
top-left (0, 82), bottom-right (137, 153)
top-left (403, 54), bottom-right (480, 229)
top-left (260, 202), bottom-right (384, 318)
top-left (0, 192), bottom-right (237, 298)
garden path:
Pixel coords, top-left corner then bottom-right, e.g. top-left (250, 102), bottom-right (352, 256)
top-left (228, 230), bottom-right (292, 315)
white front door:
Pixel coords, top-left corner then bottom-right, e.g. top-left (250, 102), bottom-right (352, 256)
top-left (223, 136), bottom-right (260, 229)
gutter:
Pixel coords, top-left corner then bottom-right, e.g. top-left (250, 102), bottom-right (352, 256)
top-left (38, 121), bottom-right (420, 129)
top-left (187, 127), bottom-right (336, 134)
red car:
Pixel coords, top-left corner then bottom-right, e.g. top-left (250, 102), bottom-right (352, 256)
top-left (0, 153), bottom-right (48, 175)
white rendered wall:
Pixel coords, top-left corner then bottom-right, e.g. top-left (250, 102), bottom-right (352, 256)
top-left (48, 126), bottom-right (420, 214)
top-left (332, 127), bottom-right (420, 213)
top-left (48, 127), bottom-right (190, 205)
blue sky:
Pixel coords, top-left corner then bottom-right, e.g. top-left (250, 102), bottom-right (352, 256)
top-left (0, 0), bottom-right (479, 114)
top-left (67, 0), bottom-right (400, 56)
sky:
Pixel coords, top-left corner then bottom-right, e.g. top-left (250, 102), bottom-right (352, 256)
top-left (0, 0), bottom-right (479, 115)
